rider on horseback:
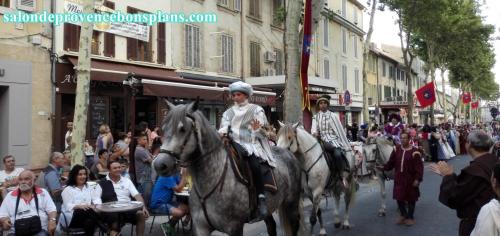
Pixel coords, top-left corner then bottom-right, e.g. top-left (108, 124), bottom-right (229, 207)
top-left (311, 95), bottom-right (352, 182)
top-left (218, 81), bottom-right (275, 220)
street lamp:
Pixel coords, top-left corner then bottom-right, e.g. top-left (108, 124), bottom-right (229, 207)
top-left (123, 73), bottom-right (140, 185)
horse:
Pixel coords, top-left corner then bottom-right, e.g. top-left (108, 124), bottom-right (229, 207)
top-left (276, 122), bottom-right (358, 232)
top-left (153, 101), bottom-right (307, 236)
top-left (276, 122), bottom-right (331, 236)
top-left (361, 136), bottom-right (395, 216)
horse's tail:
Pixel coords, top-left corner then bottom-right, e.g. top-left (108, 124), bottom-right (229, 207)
top-left (278, 198), bottom-right (308, 236)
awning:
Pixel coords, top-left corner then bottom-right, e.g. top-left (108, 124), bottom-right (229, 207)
top-left (67, 57), bottom-right (180, 83)
top-left (142, 79), bottom-right (225, 101)
top-left (142, 79), bottom-right (276, 105)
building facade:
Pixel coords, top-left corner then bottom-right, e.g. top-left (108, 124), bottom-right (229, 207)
top-left (0, 0), bottom-right (53, 169)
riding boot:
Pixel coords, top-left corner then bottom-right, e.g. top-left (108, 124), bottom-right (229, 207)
top-left (249, 155), bottom-right (267, 219)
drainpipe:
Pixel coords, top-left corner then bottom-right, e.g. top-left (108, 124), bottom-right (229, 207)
top-left (50, 0), bottom-right (57, 152)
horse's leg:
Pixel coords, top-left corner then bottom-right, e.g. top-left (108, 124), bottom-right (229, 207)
top-left (192, 223), bottom-right (211, 236)
top-left (264, 215), bottom-right (277, 236)
top-left (309, 191), bottom-right (322, 234)
top-left (317, 208), bottom-right (327, 236)
top-left (378, 173), bottom-right (387, 217)
top-left (341, 180), bottom-right (356, 230)
top-left (333, 188), bottom-right (342, 228)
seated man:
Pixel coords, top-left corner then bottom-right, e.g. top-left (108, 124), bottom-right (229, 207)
top-left (0, 155), bottom-right (24, 198)
top-left (94, 160), bottom-right (149, 236)
top-left (0, 170), bottom-right (57, 236)
top-left (150, 168), bottom-right (189, 235)
top-left (39, 152), bottom-right (66, 209)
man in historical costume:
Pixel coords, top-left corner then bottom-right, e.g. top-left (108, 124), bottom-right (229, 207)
top-left (311, 95), bottom-right (353, 182)
top-left (384, 114), bottom-right (405, 145)
top-left (431, 130), bottom-right (500, 236)
top-left (218, 81), bottom-right (275, 219)
top-left (379, 132), bottom-right (424, 226)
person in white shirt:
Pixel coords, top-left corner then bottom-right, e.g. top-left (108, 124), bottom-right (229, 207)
top-left (64, 122), bottom-right (73, 150)
top-left (218, 81), bottom-right (275, 219)
top-left (94, 160), bottom-right (149, 236)
top-left (0, 155), bottom-right (24, 190)
top-left (471, 162), bottom-right (500, 236)
top-left (59, 164), bottom-right (107, 235)
top-left (0, 170), bottom-right (57, 236)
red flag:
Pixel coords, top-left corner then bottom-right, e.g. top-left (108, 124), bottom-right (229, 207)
top-left (462, 92), bottom-right (471, 104)
top-left (471, 101), bottom-right (479, 109)
top-left (300, 0), bottom-right (313, 111)
top-left (415, 82), bottom-right (436, 108)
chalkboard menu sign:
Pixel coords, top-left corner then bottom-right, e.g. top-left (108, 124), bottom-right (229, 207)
top-left (89, 96), bottom-right (109, 137)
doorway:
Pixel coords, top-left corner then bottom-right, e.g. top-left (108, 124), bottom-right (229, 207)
top-left (0, 86), bottom-right (9, 167)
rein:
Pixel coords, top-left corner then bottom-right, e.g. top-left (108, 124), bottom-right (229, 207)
top-left (291, 132), bottom-right (325, 186)
top-left (193, 154), bottom-right (229, 230)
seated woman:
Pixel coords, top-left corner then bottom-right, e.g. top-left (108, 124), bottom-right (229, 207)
top-left (59, 164), bottom-right (107, 235)
top-left (471, 162), bottom-right (500, 236)
top-left (90, 149), bottom-right (109, 180)
top-left (150, 168), bottom-right (189, 235)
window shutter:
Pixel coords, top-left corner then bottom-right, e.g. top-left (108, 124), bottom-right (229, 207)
top-left (194, 26), bottom-right (200, 68)
top-left (64, 23), bottom-right (81, 52)
top-left (185, 25), bottom-right (191, 67)
top-left (103, 1), bottom-right (115, 57)
top-left (127, 38), bottom-right (137, 60)
top-left (234, 0), bottom-right (241, 11)
top-left (157, 23), bottom-right (166, 64)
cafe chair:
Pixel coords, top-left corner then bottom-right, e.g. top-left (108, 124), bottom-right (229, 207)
top-left (149, 209), bottom-right (171, 233)
top-left (59, 212), bottom-right (86, 235)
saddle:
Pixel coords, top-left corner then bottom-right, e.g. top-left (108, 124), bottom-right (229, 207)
top-left (225, 140), bottom-right (278, 193)
top-left (225, 140), bottom-right (278, 222)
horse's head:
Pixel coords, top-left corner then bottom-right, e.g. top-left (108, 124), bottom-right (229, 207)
top-left (362, 137), bottom-right (378, 164)
top-left (276, 121), bottom-right (302, 153)
top-left (153, 100), bottom-right (221, 176)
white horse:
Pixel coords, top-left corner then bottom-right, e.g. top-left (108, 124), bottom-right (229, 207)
top-left (362, 136), bottom-right (395, 216)
top-left (277, 122), bottom-right (357, 234)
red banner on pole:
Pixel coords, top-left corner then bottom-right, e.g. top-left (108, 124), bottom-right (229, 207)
top-left (300, 0), bottom-right (312, 111)
top-left (462, 92), bottom-right (471, 104)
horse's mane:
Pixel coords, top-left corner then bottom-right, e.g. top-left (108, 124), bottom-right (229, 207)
top-left (163, 104), bottom-right (222, 152)
top-left (277, 123), bottom-right (296, 138)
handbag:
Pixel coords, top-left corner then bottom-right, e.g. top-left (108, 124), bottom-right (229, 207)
top-left (14, 188), bottom-right (43, 236)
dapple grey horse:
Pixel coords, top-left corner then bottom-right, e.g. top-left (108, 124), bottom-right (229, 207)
top-left (362, 136), bottom-right (395, 216)
top-left (153, 101), bottom-right (307, 236)
top-left (277, 122), bottom-right (358, 232)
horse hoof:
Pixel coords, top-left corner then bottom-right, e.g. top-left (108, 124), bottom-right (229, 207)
top-left (334, 223), bottom-right (341, 228)
top-left (341, 225), bottom-right (351, 230)
top-left (378, 212), bottom-right (386, 217)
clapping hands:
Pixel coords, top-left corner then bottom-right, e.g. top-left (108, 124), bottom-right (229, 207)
top-left (430, 161), bottom-right (454, 176)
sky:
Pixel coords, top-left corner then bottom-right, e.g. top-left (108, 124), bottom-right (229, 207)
top-left (365, 0), bottom-right (500, 87)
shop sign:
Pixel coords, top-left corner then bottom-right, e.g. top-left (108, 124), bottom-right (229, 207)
top-left (64, 0), bottom-right (150, 42)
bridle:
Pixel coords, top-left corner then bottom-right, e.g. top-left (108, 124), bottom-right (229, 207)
top-left (288, 127), bottom-right (325, 185)
top-left (159, 114), bottom-right (221, 167)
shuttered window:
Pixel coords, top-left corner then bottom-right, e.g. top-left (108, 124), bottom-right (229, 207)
top-left (220, 34), bottom-right (233, 73)
top-left (91, 31), bottom-right (100, 55)
top-left (250, 41), bottom-right (261, 76)
top-left (127, 7), bottom-right (153, 62)
top-left (324, 59), bottom-right (330, 79)
top-left (323, 18), bottom-right (329, 48)
top-left (355, 69), bottom-right (360, 93)
top-left (103, 1), bottom-right (115, 57)
top-left (342, 28), bottom-right (347, 54)
top-left (157, 23), bottom-right (166, 64)
top-left (185, 24), bottom-right (201, 68)
top-left (1, 0), bottom-right (10, 8)
top-left (249, 0), bottom-right (260, 19)
top-left (63, 23), bottom-right (80, 52)
top-left (342, 65), bottom-right (347, 90)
